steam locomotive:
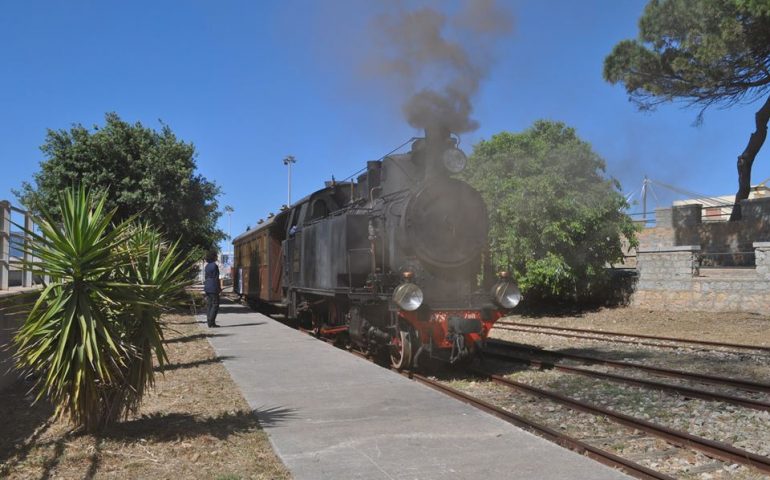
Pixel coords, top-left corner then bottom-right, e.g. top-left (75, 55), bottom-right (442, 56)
top-left (232, 127), bottom-right (521, 369)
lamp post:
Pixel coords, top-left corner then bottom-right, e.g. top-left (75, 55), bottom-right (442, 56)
top-left (224, 205), bottom-right (234, 241)
top-left (283, 155), bottom-right (296, 206)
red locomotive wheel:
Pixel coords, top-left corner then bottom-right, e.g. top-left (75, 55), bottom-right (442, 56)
top-left (390, 329), bottom-right (413, 370)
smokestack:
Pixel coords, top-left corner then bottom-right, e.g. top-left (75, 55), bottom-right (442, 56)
top-left (424, 127), bottom-right (451, 178)
top-left (425, 126), bottom-right (450, 146)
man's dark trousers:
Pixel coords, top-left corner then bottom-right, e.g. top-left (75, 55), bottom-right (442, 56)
top-left (206, 293), bottom-right (220, 327)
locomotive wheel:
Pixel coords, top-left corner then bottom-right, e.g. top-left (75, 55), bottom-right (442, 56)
top-left (390, 329), bottom-right (413, 370)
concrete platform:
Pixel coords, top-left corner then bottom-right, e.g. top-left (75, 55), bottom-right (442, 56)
top-left (200, 300), bottom-right (631, 480)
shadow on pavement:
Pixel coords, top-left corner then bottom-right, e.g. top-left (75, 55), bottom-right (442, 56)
top-left (98, 407), bottom-right (296, 441)
top-left (164, 332), bottom-right (232, 344)
top-left (156, 355), bottom-right (236, 372)
top-left (219, 322), bottom-right (267, 328)
top-left (251, 405), bottom-right (298, 428)
top-left (216, 304), bottom-right (255, 315)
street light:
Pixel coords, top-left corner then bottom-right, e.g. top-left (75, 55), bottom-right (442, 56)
top-left (224, 205), bottom-right (234, 241)
top-left (283, 155), bottom-right (296, 206)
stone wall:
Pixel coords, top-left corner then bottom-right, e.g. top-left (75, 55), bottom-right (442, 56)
top-left (632, 242), bottom-right (770, 312)
top-left (638, 197), bottom-right (770, 255)
top-left (755, 242), bottom-right (770, 280)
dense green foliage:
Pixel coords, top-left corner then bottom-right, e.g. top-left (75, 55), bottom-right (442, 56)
top-left (17, 112), bottom-right (224, 254)
top-left (464, 121), bottom-right (638, 301)
top-left (13, 188), bottom-right (193, 432)
top-left (603, 0), bottom-right (770, 111)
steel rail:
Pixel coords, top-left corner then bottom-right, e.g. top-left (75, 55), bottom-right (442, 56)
top-left (493, 325), bottom-right (765, 354)
top-left (496, 321), bottom-right (770, 353)
top-left (482, 350), bottom-right (770, 412)
top-left (485, 339), bottom-right (770, 393)
top-left (489, 374), bottom-right (770, 474)
top-left (411, 373), bottom-right (674, 480)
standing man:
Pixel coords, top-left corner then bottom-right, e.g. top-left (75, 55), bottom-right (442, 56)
top-left (204, 250), bottom-right (222, 328)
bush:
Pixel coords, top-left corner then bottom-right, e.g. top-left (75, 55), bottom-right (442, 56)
top-left (464, 120), bottom-right (638, 303)
top-left (13, 187), bottom-right (193, 432)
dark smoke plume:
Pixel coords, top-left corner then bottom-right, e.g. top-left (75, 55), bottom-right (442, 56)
top-left (372, 0), bottom-right (513, 134)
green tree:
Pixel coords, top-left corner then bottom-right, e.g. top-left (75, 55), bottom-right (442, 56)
top-left (603, 0), bottom-right (770, 220)
top-left (464, 120), bottom-right (638, 302)
top-left (17, 112), bottom-right (224, 253)
top-left (13, 188), bottom-right (193, 432)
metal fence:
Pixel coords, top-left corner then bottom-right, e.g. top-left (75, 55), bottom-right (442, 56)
top-left (627, 201), bottom-right (738, 227)
top-left (0, 200), bottom-right (36, 290)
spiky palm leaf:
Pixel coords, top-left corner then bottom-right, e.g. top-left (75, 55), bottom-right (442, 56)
top-left (113, 223), bottom-right (194, 415)
top-left (13, 188), bottom-right (194, 431)
top-left (14, 187), bottom-right (136, 430)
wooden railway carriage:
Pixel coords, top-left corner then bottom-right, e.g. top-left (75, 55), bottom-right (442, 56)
top-left (233, 128), bottom-right (521, 369)
top-left (232, 214), bottom-right (285, 305)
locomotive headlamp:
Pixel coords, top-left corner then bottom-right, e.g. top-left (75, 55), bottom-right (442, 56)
top-left (393, 282), bottom-right (424, 311)
top-left (442, 148), bottom-right (467, 174)
top-left (492, 280), bottom-right (522, 309)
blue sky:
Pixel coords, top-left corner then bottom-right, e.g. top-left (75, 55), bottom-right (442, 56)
top-left (1, 1), bottom-right (767, 249)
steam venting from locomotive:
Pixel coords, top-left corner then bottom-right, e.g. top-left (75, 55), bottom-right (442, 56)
top-left (372, 0), bottom-right (513, 134)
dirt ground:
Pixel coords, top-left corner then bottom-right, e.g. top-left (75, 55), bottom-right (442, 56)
top-left (0, 314), bottom-right (290, 480)
top-left (492, 307), bottom-right (770, 382)
top-left (502, 307), bottom-right (770, 346)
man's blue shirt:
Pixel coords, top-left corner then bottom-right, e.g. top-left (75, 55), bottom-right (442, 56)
top-left (204, 261), bottom-right (220, 294)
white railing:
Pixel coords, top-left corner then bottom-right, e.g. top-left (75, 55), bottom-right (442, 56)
top-left (0, 200), bottom-right (35, 291)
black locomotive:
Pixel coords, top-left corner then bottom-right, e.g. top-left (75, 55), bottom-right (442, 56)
top-left (232, 127), bottom-right (520, 369)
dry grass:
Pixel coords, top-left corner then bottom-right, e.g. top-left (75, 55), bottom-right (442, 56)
top-left (0, 314), bottom-right (291, 480)
top-left (506, 307), bottom-right (770, 346)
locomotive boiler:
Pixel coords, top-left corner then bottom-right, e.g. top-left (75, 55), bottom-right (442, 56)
top-left (232, 127), bottom-right (521, 369)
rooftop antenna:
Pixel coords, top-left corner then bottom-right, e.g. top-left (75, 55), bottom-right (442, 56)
top-left (641, 176), bottom-right (650, 221)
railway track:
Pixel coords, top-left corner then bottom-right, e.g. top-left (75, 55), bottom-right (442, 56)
top-left (413, 374), bottom-right (675, 480)
top-left (486, 338), bottom-right (770, 394)
top-left (481, 348), bottom-right (770, 412)
top-left (477, 372), bottom-right (770, 476)
top-left (296, 321), bottom-right (770, 479)
top-left (480, 338), bottom-right (770, 477)
top-left (419, 367), bottom-right (770, 478)
top-left (495, 321), bottom-right (770, 354)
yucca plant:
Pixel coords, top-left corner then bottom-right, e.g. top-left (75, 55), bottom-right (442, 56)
top-left (13, 187), bottom-right (192, 432)
top-left (113, 223), bottom-right (193, 415)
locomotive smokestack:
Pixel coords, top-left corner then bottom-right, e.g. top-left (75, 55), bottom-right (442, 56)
top-left (424, 126), bottom-right (451, 178)
top-left (425, 126), bottom-right (450, 146)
